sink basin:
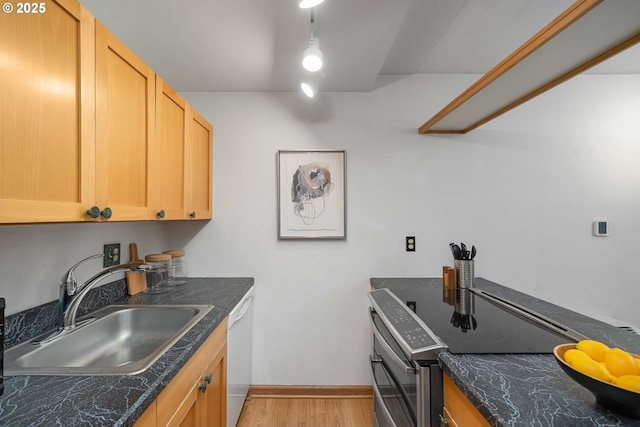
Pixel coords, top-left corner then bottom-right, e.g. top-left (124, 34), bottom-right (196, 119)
top-left (4, 304), bottom-right (214, 376)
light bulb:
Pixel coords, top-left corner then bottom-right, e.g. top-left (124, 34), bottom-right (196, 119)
top-left (302, 37), bottom-right (323, 72)
top-left (301, 82), bottom-right (315, 98)
top-left (299, 0), bottom-right (325, 9)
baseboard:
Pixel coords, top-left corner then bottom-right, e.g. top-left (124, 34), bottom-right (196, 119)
top-left (247, 385), bottom-right (373, 400)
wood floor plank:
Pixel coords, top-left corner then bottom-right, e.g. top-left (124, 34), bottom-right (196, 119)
top-left (294, 398), bottom-right (314, 427)
top-left (236, 397), bottom-right (374, 427)
top-left (345, 398), bottom-right (374, 427)
top-left (315, 399), bottom-right (329, 427)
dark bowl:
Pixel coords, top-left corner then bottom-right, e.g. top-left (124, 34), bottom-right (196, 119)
top-left (554, 343), bottom-right (640, 419)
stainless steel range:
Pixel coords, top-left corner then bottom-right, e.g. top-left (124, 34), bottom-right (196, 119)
top-left (369, 288), bottom-right (447, 427)
top-left (369, 284), bottom-right (587, 427)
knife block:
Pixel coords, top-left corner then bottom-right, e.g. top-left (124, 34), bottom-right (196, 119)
top-left (442, 266), bottom-right (457, 288)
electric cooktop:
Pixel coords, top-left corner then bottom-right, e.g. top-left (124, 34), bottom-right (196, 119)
top-left (385, 282), bottom-right (585, 354)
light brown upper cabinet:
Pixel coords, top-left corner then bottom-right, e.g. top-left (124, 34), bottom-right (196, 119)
top-left (187, 108), bottom-right (213, 220)
top-left (153, 78), bottom-right (213, 221)
top-left (0, 0), bottom-right (96, 223)
top-left (153, 77), bottom-right (189, 220)
top-left (0, 0), bottom-right (213, 224)
top-left (419, 0), bottom-right (640, 134)
top-left (95, 22), bottom-right (156, 221)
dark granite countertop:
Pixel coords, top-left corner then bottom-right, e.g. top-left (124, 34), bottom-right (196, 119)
top-left (0, 277), bottom-right (254, 427)
top-left (371, 277), bottom-right (640, 426)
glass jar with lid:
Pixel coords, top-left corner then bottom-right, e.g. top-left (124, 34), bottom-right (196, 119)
top-left (144, 253), bottom-right (172, 293)
top-left (163, 249), bottom-right (187, 286)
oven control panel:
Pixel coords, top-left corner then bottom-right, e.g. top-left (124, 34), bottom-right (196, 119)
top-left (369, 288), bottom-right (447, 360)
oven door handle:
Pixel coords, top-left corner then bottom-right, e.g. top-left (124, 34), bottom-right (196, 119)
top-left (370, 309), bottom-right (416, 375)
top-left (370, 355), bottom-right (399, 427)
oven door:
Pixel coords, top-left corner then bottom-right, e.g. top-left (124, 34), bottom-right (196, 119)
top-left (370, 309), bottom-right (417, 427)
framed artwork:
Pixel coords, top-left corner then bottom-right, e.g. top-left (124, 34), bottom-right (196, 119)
top-left (277, 150), bottom-right (346, 240)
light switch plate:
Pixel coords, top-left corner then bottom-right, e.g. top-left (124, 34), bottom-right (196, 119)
top-left (593, 221), bottom-right (611, 237)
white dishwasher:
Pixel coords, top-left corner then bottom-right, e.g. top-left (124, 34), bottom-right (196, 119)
top-left (227, 286), bottom-right (254, 427)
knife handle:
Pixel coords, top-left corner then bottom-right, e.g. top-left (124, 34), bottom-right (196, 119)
top-left (129, 243), bottom-right (142, 265)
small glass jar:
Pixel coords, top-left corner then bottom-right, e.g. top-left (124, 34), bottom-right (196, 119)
top-left (144, 254), bottom-right (172, 294)
top-left (163, 249), bottom-right (188, 286)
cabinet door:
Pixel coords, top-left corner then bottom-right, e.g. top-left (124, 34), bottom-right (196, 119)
top-left (198, 343), bottom-right (227, 427)
top-left (133, 400), bottom-right (157, 427)
top-left (442, 406), bottom-right (459, 427)
top-left (186, 108), bottom-right (213, 220)
top-left (0, 0), bottom-right (95, 223)
top-left (443, 374), bottom-right (490, 427)
top-left (157, 319), bottom-right (227, 427)
top-left (168, 388), bottom-right (198, 427)
top-left (152, 77), bottom-right (188, 220)
top-left (95, 21), bottom-right (155, 221)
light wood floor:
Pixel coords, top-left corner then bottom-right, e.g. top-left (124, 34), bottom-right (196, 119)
top-left (236, 397), bottom-right (374, 427)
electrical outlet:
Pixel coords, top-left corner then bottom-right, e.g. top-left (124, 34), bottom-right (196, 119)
top-left (103, 243), bottom-right (121, 267)
top-left (406, 236), bottom-right (415, 252)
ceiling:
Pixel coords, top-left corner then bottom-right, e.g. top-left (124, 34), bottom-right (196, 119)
top-left (78, 0), bottom-right (640, 93)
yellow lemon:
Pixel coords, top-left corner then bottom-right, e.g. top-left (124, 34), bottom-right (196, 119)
top-left (576, 340), bottom-right (610, 362)
top-left (605, 348), bottom-right (639, 377)
top-left (572, 357), bottom-right (614, 383)
top-left (599, 362), bottom-right (614, 378)
top-left (564, 348), bottom-right (592, 366)
top-left (613, 375), bottom-right (640, 393)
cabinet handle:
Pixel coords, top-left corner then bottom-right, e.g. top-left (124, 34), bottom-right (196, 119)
top-left (190, 211), bottom-right (196, 219)
top-left (157, 210), bottom-right (165, 219)
top-left (198, 381), bottom-right (208, 393)
top-left (100, 207), bottom-right (112, 219)
top-left (203, 373), bottom-right (212, 384)
top-left (439, 414), bottom-right (449, 426)
top-left (87, 206), bottom-right (100, 219)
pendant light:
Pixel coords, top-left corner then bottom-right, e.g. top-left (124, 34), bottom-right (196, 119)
top-left (302, 9), bottom-right (323, 72)
top-left (299, 7), bottom-right (325, 98)
top-left (300, 82), bottom-right (315, 98)
top-left (299, 0), bottom-right (325, 9)
top-left (302, 36), bottom-right (323, 72)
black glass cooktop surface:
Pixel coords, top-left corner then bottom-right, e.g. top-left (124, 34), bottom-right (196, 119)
top-left (387, 285), bottom-right (574, 354)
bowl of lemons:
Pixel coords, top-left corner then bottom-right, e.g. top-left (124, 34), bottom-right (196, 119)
top-left (554, 340), bottom-right (640, 418)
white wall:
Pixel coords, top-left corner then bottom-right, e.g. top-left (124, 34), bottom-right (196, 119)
top-left (0, 222), bottom-right (169, 314)
top-left (170, 74), bottom-right (640, 386)
top-left (2, 74), bottom-right (638, 386)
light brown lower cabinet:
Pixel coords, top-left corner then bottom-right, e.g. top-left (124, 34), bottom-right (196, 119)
top-left (134, 318), bottom-right (227, 427)
top-left (135, 401), bottom-right (157, 427)
top-left (442, 373), bottom-right (490, 427)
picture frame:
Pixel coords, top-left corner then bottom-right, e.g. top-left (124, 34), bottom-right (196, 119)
top-left (277, 149), bottom-right (346, 240)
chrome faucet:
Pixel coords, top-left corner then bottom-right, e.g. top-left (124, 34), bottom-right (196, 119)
top-left (35, 256), bottom-right (149, 345)
top-left (63, 262), bottom-right (150, 329)
top-left (58, 254), bottom-right (104, 329)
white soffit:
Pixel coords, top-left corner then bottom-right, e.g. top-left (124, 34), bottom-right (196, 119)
top-left (421, 0), bottom-right (640, 133)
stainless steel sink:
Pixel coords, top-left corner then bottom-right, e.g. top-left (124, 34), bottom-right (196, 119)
top-left (4, 304), bottom-right (214, 376)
